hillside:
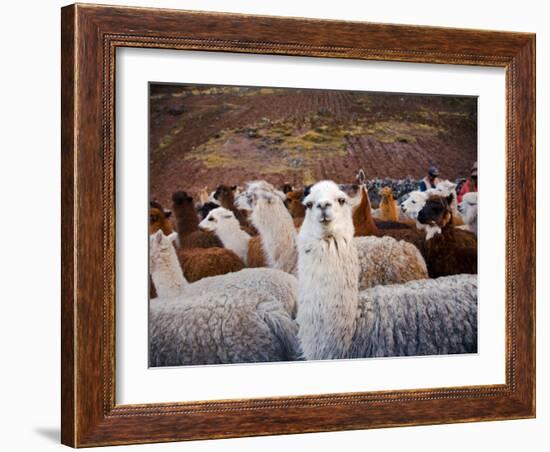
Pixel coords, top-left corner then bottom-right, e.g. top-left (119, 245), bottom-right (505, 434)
top-left (149, 84), bottom-right (477, 207)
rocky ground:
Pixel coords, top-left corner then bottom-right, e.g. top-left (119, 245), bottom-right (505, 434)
top-left (149, 84), bottom-right (477, 208)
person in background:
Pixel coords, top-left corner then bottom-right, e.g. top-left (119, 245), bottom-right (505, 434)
top-left (419, 165), bottom-right (442, 191)
top-left (458, 162), bottom-right (478, 203)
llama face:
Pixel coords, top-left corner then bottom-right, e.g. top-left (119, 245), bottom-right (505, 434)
top-left (198, 207), bottom-right (237, 232)
top-left (149, 230), bottom-right (177, 271)
top-left (434, 180), bottom-right (457, 197)
top-left (417, 195), bottom-right (453, 227)
top-left (458, 192), bottom-right (478, 224)
top-left (379, 186), bottom-right (394, 199)
top-left (302, 180), bottom-right (353, 239)
top-left (149, 207), bottom-right (174, 235)
top-left (401, 191), bottom-right (428, 220)
top-left (285, 190), bottom-right (306, 218)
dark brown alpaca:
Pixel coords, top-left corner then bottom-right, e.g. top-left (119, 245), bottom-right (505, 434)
top-left (214, 185), bottom-right (257, 234)
top-left (172, 191), bottom-right (222, 249)
top-left (416, 194), bottom-right (477, 278)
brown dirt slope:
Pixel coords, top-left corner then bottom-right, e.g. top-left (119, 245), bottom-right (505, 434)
top-left (149, 84), bottom-right (477, 207)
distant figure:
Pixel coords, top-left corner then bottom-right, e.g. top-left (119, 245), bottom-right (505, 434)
top-left (458, 162), bottom-right (478, 203)
top-left (419, 165), bottom-right (442, 191)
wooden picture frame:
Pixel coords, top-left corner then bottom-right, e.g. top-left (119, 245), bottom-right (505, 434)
top-left (61, 3), bottom-right (535, 447)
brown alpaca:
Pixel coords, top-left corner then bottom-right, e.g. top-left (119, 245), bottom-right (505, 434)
top-left (246, 235), bottom-right (267, 268)
top-left (416, 194), bottom-right (477, 278)
top-left (149, 207), bottom-right (173, 235)
top-left (285, 190), bottom-right (306, 219)
top-left (176, 247), bottom-right (244, 282)
top-left (351, 185), bottom-right (380, 236)
top-left (172, 191), bottom-right (223, 249)
top-left (378, 187), bottom-right (399, 221)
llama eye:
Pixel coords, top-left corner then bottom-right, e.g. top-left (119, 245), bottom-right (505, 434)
top-left (411, 200), bottom-right (416, 204)
top-left (209, 217), bottom-right (215, 221)
top-left (338, 198), bottom-right (346, 206)
top-left (305, 201), bottom-right (313, 209)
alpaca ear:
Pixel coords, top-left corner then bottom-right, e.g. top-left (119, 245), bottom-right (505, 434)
top-left (230, 185), bottom-right (237, 191)
top-left (166, 232), bottom-right (178, 243)
top-left (163, 209), bottom-right (172, 219)
top-left (445, 194), bottom-right (454, 205)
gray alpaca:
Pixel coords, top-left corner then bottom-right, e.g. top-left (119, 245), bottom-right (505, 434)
top-left (149, 230), bottom-right (301, 366)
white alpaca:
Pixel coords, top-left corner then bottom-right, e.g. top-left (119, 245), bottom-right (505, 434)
top-left (148, 230), bottom-right (300, 366)
top-left (400, 190), bottom-right (429, 221)
top-left (296, 181), bottom-right (477, 360)
top-left (400, 190), bottom-right (447, 239)
top-left (199, 207), bottom-right (251, 264)
top-left (238, 180), bottom-right (428, 289)
top-left (236, 181), bottom-right (297, 274)
top-left (458, 192), bottom-right (478, 235)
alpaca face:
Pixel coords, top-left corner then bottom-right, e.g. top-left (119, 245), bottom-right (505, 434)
top-left (213, 185), bottom-right (238, 208)
top-left (379, 186), bottom-right (394, 199)
top-left (198, 207), bottom-right (238, 232)
top-left (458, 192), bottom-right (478, 224)
top-left (400, 191), bottom-right (428, 220)
top-left (434, 180), bottom-right (457, 197)
top-left (149, 230), bottom-right (177, 271)
top-left (149, 207), bottom-right (173, 235)
top-left (285, 190), bottom-right (306, 218)
top-left (302, 180), bottom-right (353, 239)
top-left (417, 194), bottom-right (453, 227)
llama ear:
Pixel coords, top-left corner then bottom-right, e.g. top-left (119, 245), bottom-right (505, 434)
top-left (445, 194), bottom-right (454, 205)
top-left (163, 209), bottom-right (172, 218)
top-left (230, 185), bottom-right (237, 191)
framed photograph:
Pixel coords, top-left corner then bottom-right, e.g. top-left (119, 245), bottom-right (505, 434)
top-left (61, 3), bottom-right (535, 447)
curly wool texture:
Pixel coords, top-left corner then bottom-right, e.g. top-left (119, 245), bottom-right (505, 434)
top-left (177, 247), bottom-right (244, 283)
top-left (354, 236), bottom-right (428, 290)
top-left (348, 274), bottom-right (478, 358)
top-left (150, 288), bottom-right (301, 366)
top-left (182, 268), bottom-right (299, 319)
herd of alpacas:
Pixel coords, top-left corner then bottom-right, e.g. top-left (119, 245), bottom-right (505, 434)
top-left (149, 170), bottom-right (478, 366)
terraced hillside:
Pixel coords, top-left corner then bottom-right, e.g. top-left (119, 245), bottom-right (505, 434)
top-left (149, 84), bottom-right (477, 207)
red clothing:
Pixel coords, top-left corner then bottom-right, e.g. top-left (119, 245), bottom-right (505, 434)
top-left (458, 179), bottom-right (477, 203)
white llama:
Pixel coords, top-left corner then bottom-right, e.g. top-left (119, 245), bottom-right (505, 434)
top-left (236, 181), bottom-right (298, 274)
top-left (296, 181), bottom-right (478, 361)
top-left (148, 230), bottom-right (300, 366)
top-left (199, 207), bottom-right (251, 264)
top-left (458, 192), bottom-right (478, 235)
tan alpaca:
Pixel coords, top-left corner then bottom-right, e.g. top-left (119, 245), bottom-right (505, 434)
top-left (378, 187), bottom-right (399, 222)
